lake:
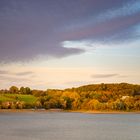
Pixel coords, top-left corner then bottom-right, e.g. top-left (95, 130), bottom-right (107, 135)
top-left (0, 112), bottom-right (140, 140)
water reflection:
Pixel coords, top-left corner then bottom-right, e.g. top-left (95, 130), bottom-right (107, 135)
top-left (0, 112), bottom-right (140, 140)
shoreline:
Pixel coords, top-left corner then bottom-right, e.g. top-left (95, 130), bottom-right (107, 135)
top-left (0, 109), bottom-right (140, 114)
top-left (68, 110), bottom-right (140, 114)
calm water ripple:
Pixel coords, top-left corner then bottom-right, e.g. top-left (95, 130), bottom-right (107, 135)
top-left (0, 112), bottom-right (140, 140)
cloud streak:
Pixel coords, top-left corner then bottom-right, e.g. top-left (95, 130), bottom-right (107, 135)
top-left (0, 69), bottom-right (34, 76)
top-left (92, 74), bottom-right (119, 78)
top-left (15, 71), bottom-right (34, 76)
top-left (0, 75), bottom-right (30, 82)
top-left (0, 70), bottom-right (10, 75)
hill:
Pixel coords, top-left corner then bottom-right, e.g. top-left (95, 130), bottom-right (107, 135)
top-left (0, 83), bottom-right (140, 111)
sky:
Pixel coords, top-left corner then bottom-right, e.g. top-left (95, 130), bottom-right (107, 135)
top-left (0, 0), bottom-right (140, 90)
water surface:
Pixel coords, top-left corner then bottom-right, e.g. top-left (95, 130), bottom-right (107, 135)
top-left (0, 112), bottom-right (140, 140)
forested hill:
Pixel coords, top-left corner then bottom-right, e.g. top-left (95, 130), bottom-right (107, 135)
top-left (0, 83), bottom-right (140, 111)
top-left (65, 83), bottom-right (140, 96)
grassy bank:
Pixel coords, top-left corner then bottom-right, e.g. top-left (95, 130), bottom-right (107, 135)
top-left (0, 94), bottom-right (37, 103)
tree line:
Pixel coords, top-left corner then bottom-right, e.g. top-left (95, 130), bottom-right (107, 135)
top-left (0, 83), bottom-right (140, 111)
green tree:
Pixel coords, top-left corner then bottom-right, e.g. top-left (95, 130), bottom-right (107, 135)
top-left (20, 87), bottom-right (31, 94)
top-left (9, 86), bottom-right (19, 94)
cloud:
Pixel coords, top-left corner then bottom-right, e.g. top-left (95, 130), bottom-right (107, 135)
top-left (92, 74), bottom-right (119, 78)
top-left (0, 75), bottom-right (30, 82)
top-left (96, 1), bottom-right (140, 22)
top-left (62, 12), bottom-right (140, 42)
top-left (61, 1), bottom-right (140, 44)
top-left (0, 0), bottom-right (139, 63)
top-left (0, 70), bottom-right (10, 75)
top-left (15, 71), bottom-right (34, 76)
top-left (0, 74), bottom-right (34, 89)
top-left (0, 69), bottom-right (34, 77)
